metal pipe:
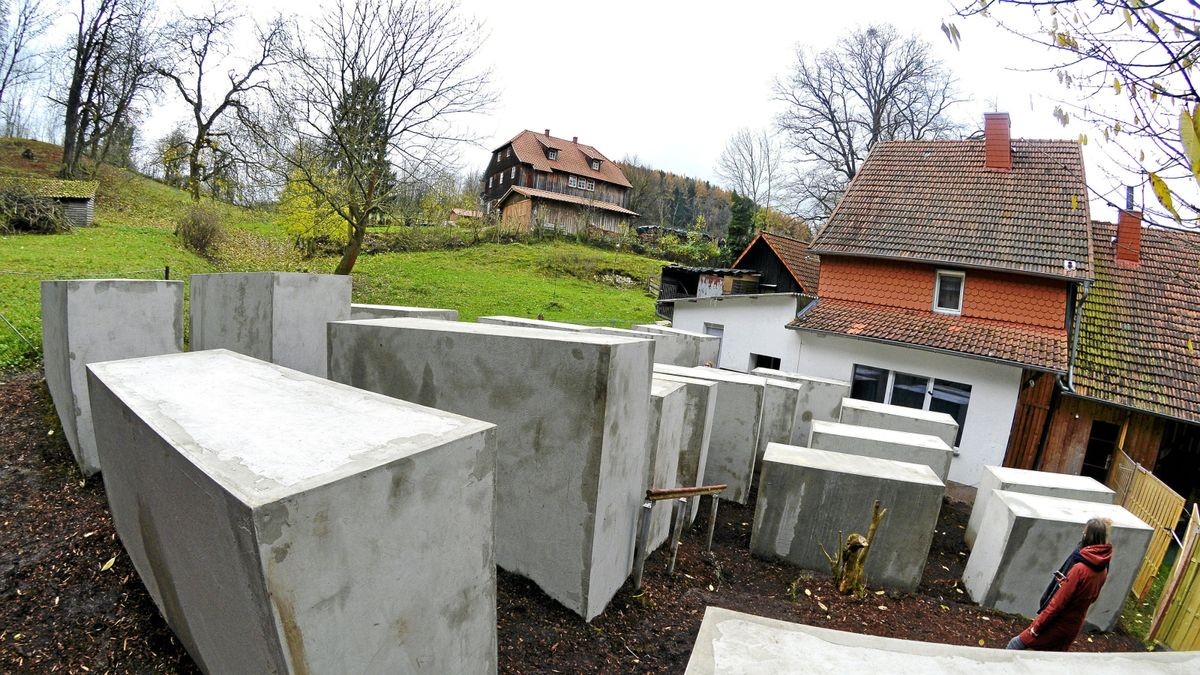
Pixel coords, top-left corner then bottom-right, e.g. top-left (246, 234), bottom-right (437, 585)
top-left (706, 495), bottom-right (720, 552)
top-left (667, 498), bottom-right (687, 575)
top-left (631, 501), bottom-right (653, 590)
top-left (646, 484), bottom-right (727, 501)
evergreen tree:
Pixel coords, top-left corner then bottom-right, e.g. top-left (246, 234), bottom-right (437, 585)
top-left (724, 191), bottom-right (759, 263)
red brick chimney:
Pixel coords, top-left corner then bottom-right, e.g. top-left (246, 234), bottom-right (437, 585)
top-left (544, 128), bottom-right (550, 136)
top-left (572, 136), bottom-right (578, 144)
top-left (1116, 209), bottom-right (1142, 265)
top-left (984, 113), bottom-right (1011, 170)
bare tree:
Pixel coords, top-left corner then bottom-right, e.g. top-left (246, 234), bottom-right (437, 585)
top-left (0, 0), bottom-right (51, 120)
top-left (775, 24), bottom-right (963, 220)
top-left (157, 5), bottom-right (284, 201)
top-left (249, 0), bottom-right (492, 275)
top-left (716, 128), bottom-right (780, 215)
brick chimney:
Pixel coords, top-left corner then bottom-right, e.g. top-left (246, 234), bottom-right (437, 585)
top-left (544, 128), bottom-right (550, 136)
top-left (984, 113), bottom-right (1011, 170)
top-left (572, 136), bottom-right (578, 144)
top-left (1116, 209), bottom-right (1142, 265)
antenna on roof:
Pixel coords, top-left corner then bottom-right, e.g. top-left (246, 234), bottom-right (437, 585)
top-left (1125, 185), bottom-right (1135, 211)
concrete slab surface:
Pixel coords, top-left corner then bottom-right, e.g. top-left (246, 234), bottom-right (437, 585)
top-left (752, 368), bottom-right (850, 446)
top-left (635, 324), bottom-right (721, 366)
top-left (646, 379), bottom-right (687, 550)
top-left (839, 397), bottom-right (959, 448)
top-left (757, 379), bottom-right (803, 463)
top-left (966, 466), bottom-right (1116, 549)
top-left (808, 420), bottom-right (954, 481)
top-left (685, 606), bottom-right (1199, 674)
top-left (653, 373), bottom-right (717, 523)
top-left (350, 304), bottom-right (458, 321)
top-left (475, 315), bottom-right (590, 332)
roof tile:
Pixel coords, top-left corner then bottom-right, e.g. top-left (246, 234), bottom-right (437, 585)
top-left (499, 130), bottom-right (632, 188)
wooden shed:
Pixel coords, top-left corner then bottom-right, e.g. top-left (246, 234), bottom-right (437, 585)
top-left (0, 178), bottom-right (99, 227)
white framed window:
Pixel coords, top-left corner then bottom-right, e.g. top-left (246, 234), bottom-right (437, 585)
top-left (850, 364), bottom-right (971, 446)
top-left (934, 270), bottom-right (965, 314)
top-left (591, 159), bottom-right (600, 170)
top-left (487, 176), bottom-right (493, 188)
top-left (703, 323), bottom-right (724, 366)
top-left (548, 149), bottom-right (558, 160)
top-left (569, 175), bottom-right (578, 188)
top-left (499, 172), bottom-right (504, 184)
top-left (586, 179), bottom-right (596, 191)
top-left (510, 166), bottom-right (516, 179)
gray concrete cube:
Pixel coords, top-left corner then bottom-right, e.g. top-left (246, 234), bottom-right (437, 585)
top-left (966, 466), bottom-right (1116, 549)
top-left (41, 279), bottom-right (182, 476)
top-left (328, 318), bottom-right (652, 620)
top-left (808, 420), bottom-right (954, 482)
top-left (962, 490), bottom-right (1152, 631)
top-left (646, 379), bottom-right (687, 550)
top-left (654, 364), bottom-right (765, 504)
top-left (190, 272), bottom-right (350, 378)
top-left (476, 315), bottom-right (590, 332)
top-left (758, 379), bottom-right (803, 463)
top-left (653, 374), bottom-right (717, 523)
top-left (751, 368), bottom-right (850, 445)
top-left (751, 444), bottom-right (944, 591)
top-left (87, 350), bottom-right (497, 674)
top-left (634, 324), bottom-right (721, 366)
top-left (839, 398), bottom-right (959, 448)
top-left (350, 303), bottom-right (458, 321)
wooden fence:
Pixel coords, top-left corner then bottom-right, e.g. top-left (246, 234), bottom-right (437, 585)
top-left (1106, 450), bottom-right (1185, 599)
top-left (1149, 504), bottom-right (1200, 650)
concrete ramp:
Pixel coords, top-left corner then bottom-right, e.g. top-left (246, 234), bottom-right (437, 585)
top-left (686, 607), bottom-right (1198, 674)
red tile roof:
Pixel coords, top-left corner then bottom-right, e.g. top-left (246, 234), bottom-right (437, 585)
top-left (787, 298), bottom-right (1069, 372)
top-left (498, 130), bottom-right (632, 188)
top-left (759, 232), bottom-right (820, 293)
top-left (499, 186), bottom-right (639, 216)
top-left (810, 138), bottom-right (1093, 280)
top-left (1073, 221), bottom-right (1200, 424)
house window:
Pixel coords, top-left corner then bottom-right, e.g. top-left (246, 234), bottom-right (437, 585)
top-left (850, 364), bottom-right (972, 446)
top-left (586, 179), bottom-right (595, 191)
top-left (548, 149), bottom-right (558, 160)
top-left (751, 353), bottom-right (781, 370)
top-left (511, 166), bottom-right (516, 179)
top-left (934, 270), bottom-right (965, 314)
top-left (487, 176), bottom-right (493, 188)
top-left (703, 323), bottom-right (724, 366)
top-left (591, 159), bottom-right (600, 170)
top-left (569, 176), bottom-right (578, 188)
top-left (499, 172), bottom-right (504, 184)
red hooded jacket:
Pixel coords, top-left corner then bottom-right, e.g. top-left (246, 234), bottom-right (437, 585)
top-left (1019, 543), bottom-right (1112, 651)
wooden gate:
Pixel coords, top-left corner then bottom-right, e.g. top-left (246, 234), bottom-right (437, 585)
top-left (1149, 504), bottom-right (1200, 650)
top-left (1107, 450), bottom-right (1186, 599)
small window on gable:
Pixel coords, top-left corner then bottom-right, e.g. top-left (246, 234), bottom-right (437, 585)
top-left (934, 270), bottom-right (965, 314)
top-left (591, 159), bottom-right (601, 170)
top-left (586, 179), bottom-right (595, 191)
top-left (487, 176), bottom-right (493, 188)
top-left (569, 175), bottom-right (578, 188)
top-left (548, 149), bottom-right (558, 160)
top-left (510, 167), bottom-right (516, 179)
top-left (499, 172), bottom-right (504, 184)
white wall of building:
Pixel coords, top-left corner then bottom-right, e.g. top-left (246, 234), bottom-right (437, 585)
top-left (798, 332), bottom-right (1024, 487)
top-left (670, 294), bottom-right (803, 373)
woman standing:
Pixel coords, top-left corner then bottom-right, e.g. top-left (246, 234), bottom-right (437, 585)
top-left (1006, 518), bottom-right (1112, 651)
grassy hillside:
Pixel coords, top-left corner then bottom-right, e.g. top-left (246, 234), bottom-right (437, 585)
top-left (0, 138), bottom-right (665, 370)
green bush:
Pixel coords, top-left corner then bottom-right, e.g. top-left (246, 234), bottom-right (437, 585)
top-left (175, 205), bottom-right (223, 258)
top-left (0, 189), bottom-right (70, 234)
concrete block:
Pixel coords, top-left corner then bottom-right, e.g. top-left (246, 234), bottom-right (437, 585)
top-left (962, 490), bottom-right (1152, 631)
top-left (350, 303), bottom-right (458, 321)
top-left (808, 420), bottom-right (954, 482)
top-left (653, 364), bottom-right (765, 504)
top-left (328, 318), bottom-right (653, 620)
top-left (190, 272), bottom-right (351, 378)
top-left (684, 606), bottom-right (1200, 675)
top-left (758, 379), bottom-right (803, 464)
top-left (653, 374), bottom-right (717, 523)
top-left (751, 368), bottom-right (851, 445)
top-left (87, 350), bottom-right (497, 673)
top-left (750, 444), bottom-right (944, 591)
top-left (40, 279), bottom-right (183, 476)
top-left (646, 379), bottom-right (687, 551)
top-left (839, 397), bottom-right (959, 448)
top-left (966, 466), bottom-right (1116, 549)
top-left (635, 324), bottom-right (721, 366)
top-left (476, 315), bottom-right (589, 332)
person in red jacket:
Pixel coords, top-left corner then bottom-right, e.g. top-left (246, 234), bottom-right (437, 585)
top-left (1006, 517), bottom-right (1113, 651)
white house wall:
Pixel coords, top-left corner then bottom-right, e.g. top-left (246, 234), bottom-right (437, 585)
top-left (670, 295), bottom-right (802, 372)
top-left (798, 332), bottom-right (1023, 486)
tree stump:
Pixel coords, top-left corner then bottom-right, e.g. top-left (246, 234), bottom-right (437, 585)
top-left (821, 500), bottom-right (888, 598)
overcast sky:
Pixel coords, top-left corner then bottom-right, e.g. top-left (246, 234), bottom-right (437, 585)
top-left (83, 0), bottom-right (1144, 219)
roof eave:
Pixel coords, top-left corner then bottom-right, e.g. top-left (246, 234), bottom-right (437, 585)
top-left (803, 249), bottom-right (1094, 283)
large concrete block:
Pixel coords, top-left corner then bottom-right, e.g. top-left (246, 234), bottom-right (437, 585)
top-left (966, 466), bottom-right (1116, 549)
top-left (350, 303), bottom-right (458, 321)
top-left (653, 364), bottom-right (765, 504)
top-left (751, 368), bottom-right (850, 445)
top-left (751, 444), bottom-right (944, 591)
top-left (839, 397), bottom-right (959, 448)
top-left (646, 379), bottom-right (687, 551)
top-left (87, 350), bottom-right (497, 674)
top-left (635, 324), bottom-right (721, 366)
top-left (476, 315), bottom-right (589, 332)
top-left (808, 420), bottom-right (954, 482)
top-left (653, 373), bottom-right (717, 523)
top-left (190, 272), bottom-right (351, 378)
top-left (962, 490), bottom-right (1152, 631)
top-left (40, 279), bottom-right (183, 476)
top-left (328, 318), bottom-right (653, 621)
top-left (758, 379), bottom-right (803, 464)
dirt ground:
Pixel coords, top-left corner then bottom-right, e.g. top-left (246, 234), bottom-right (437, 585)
top-left (0, 370), bottom-right (1146, 673)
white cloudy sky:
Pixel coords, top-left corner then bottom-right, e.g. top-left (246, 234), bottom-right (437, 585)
top-left (59, 0), bottom-right (1148, 218)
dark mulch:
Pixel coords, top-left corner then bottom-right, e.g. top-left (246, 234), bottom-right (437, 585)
top-left (0, 371), bottom-right (1146, 673)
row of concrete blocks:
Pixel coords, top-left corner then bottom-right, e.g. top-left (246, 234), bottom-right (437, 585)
top-left (962, 465), bottom-right (1152, 632)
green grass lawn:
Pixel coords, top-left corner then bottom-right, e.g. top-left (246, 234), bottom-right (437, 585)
top-left (0, 139), bottom-right (666, 370)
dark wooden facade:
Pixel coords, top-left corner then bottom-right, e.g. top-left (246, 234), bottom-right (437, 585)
top-left (735, 237), bottom-right (803, 293)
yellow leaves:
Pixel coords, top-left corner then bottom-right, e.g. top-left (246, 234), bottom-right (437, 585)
top-left (877, 605), bottom-right (888, 611)
top-left (1071, 194), bottom-right (1079, 210)
top-left (1113, 78), bottom-right (1122, 95)
top-left (1078, 133), bottom-right (1088, 146)
top-left (1054, 32), bottom-right (1079, 50)
top-left (804, 588), bottom-right (812, 597)
top-left (940, 22), bottom-right (962, 50)
top-left (818, 601), bottom-right (828, 612)
top-left (978, 639), bottom-right (986, 646)
top-left (1149, 172), bottom-right (1181, 222)
top-left (1188, 338), bottom-right (1195, 353)
top-left (1123, 8), bottom-right (1133, 28)
top-left (100, 555), bottom-right (116, 572)
top-left (1179, 106), bottom-right (1200, 184)
top-left (1053, 106), bottom-right (1071, 127)
top-left (1149, 17), bottom-right (1160, 35)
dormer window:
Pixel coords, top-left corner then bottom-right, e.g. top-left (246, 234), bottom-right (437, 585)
top-left (548, 149), bottom-right (558, 160)
top-left (569, 176), bottom-right (578, 188)
top-left (590, 159), bottom-right (601, 170)
top-left (934, 270), bottom-right (965, 314)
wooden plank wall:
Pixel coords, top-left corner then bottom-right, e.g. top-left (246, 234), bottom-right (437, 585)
top-left (1003, 370), bottom-right (1055, 470)
top-left (1118, 458), bottom-right (1186, 599)
top-left (1039, 395), bottom-right (1164, 475)
top-left (1150, 504), bottom-right (1200, 650)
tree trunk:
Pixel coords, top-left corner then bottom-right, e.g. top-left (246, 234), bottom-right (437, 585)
top-left (822, 500), bottom-right (888, 598)
top-left (335, 215), bottom-right (367, 275)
